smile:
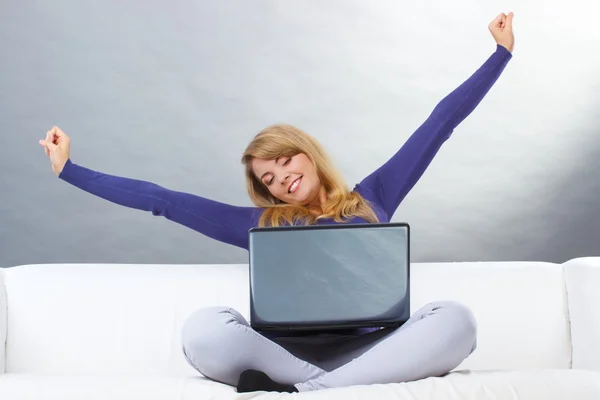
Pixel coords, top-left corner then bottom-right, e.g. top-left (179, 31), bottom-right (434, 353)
top-left (288, 177), bottom-right (302, 193)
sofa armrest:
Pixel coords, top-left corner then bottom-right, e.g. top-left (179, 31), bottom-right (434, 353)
top-left (0, 268), bottom-right (6, 374)
top-left (562, 257), bottom-right (600, 371)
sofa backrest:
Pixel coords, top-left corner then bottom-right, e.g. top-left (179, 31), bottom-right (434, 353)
top-left (411, 261), bottom-right (571, 372)
top-left (3, 263), bottom-right (249, 377)
top-left (2, 261), bottom-right (571, 377)
top-left (562, 257), bottom-right (600, 371)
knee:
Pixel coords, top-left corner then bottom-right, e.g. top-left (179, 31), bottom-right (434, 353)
top-left (435, 301), bottom-right (478, 346)
top-left (180, 306), bottom-right (247, 366)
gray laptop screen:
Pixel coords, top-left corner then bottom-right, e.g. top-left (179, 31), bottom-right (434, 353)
top-left (249, 224), bottom-right (409, 326)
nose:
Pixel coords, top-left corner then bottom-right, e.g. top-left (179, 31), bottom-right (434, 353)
top-left (279, 173), bottom-right (290, 185)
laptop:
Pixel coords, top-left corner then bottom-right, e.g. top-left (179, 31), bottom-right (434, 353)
top-left (248, 222), bottom-right (410, 332)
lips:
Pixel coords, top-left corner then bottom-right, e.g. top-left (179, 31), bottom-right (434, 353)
top-left (288, 177), bottom-right (302, 194)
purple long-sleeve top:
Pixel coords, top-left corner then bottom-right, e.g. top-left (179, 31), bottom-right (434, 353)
top-left (59, 45), bottom-right (512, 250)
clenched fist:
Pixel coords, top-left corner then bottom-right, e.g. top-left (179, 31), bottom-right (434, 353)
top-left (489, 12), bottom-right (515, 53)
top-left (39, 126), bottom-right (70, 176)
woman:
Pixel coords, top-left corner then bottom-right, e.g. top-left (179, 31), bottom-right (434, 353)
top-left (39, 12), bottom-right (515, 393)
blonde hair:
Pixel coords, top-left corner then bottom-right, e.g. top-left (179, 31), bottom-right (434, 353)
top-left (241, 124), bottom-right (379, 227)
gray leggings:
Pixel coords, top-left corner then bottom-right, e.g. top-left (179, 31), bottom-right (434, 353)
top-left (180, 301), bottom-right (477, 392)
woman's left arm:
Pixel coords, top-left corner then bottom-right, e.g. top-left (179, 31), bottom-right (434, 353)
top-left (357, 12), bottom-right (515, 218)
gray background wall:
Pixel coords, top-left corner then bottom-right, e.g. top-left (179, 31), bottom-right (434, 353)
top-left (2, 0), bottom-right (599, 267)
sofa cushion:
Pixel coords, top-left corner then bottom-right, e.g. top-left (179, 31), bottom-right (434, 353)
top-left (563, 257), bottom-right (600, 370)
top-left (0, 374), bottom-right (228, 400)
top-left (411, 261), bottom-right (571, 371)
top-left (0, 370), bottom-right (599, 399)
top-left (4, 263), bottom-right (250, 376)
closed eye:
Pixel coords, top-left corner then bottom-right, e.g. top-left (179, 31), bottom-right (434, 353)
top-left (263, 157), bottom-right (292, 186)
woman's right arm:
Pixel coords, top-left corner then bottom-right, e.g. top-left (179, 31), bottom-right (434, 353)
top-left (40, 127), bottom-right (260, 250)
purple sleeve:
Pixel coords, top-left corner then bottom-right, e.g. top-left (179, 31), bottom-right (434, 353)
top-left (356, 45), bottom-right (513, 218)
top-left (58, 159), bottom-right (260, 249)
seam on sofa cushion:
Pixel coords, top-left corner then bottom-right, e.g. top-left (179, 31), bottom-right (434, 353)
top-left (561, 263), bottom-right (573, 369)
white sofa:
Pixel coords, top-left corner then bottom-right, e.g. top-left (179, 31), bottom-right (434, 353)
top-left (1, 257), bottom-right (600, 399)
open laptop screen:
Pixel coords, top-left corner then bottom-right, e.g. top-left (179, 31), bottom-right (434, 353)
top-left (249, 223), bottom-right (410, 330)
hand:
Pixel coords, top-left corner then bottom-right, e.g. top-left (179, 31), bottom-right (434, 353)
top-left (489, 12), bottom-right (515, 53)
top-left (39, 126), bottom-right (70, 176)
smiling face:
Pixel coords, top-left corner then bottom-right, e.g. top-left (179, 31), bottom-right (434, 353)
top-left (251, 153), bottom-right (323, 206)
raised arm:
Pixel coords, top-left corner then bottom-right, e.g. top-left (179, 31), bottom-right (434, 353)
top-left (356, 13), bottom-right (515, 218)
top-left (40, 128), bottom-right (260, 250)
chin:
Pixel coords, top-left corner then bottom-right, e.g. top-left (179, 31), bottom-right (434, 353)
top-left (286, 185), bottom-right (318, 206)
top-left (289, 195), bottom-right (308, 206)
top-left (286, 195), bottom-right (308, 206)
top-left (299, 191), bottom-right (318, 206)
